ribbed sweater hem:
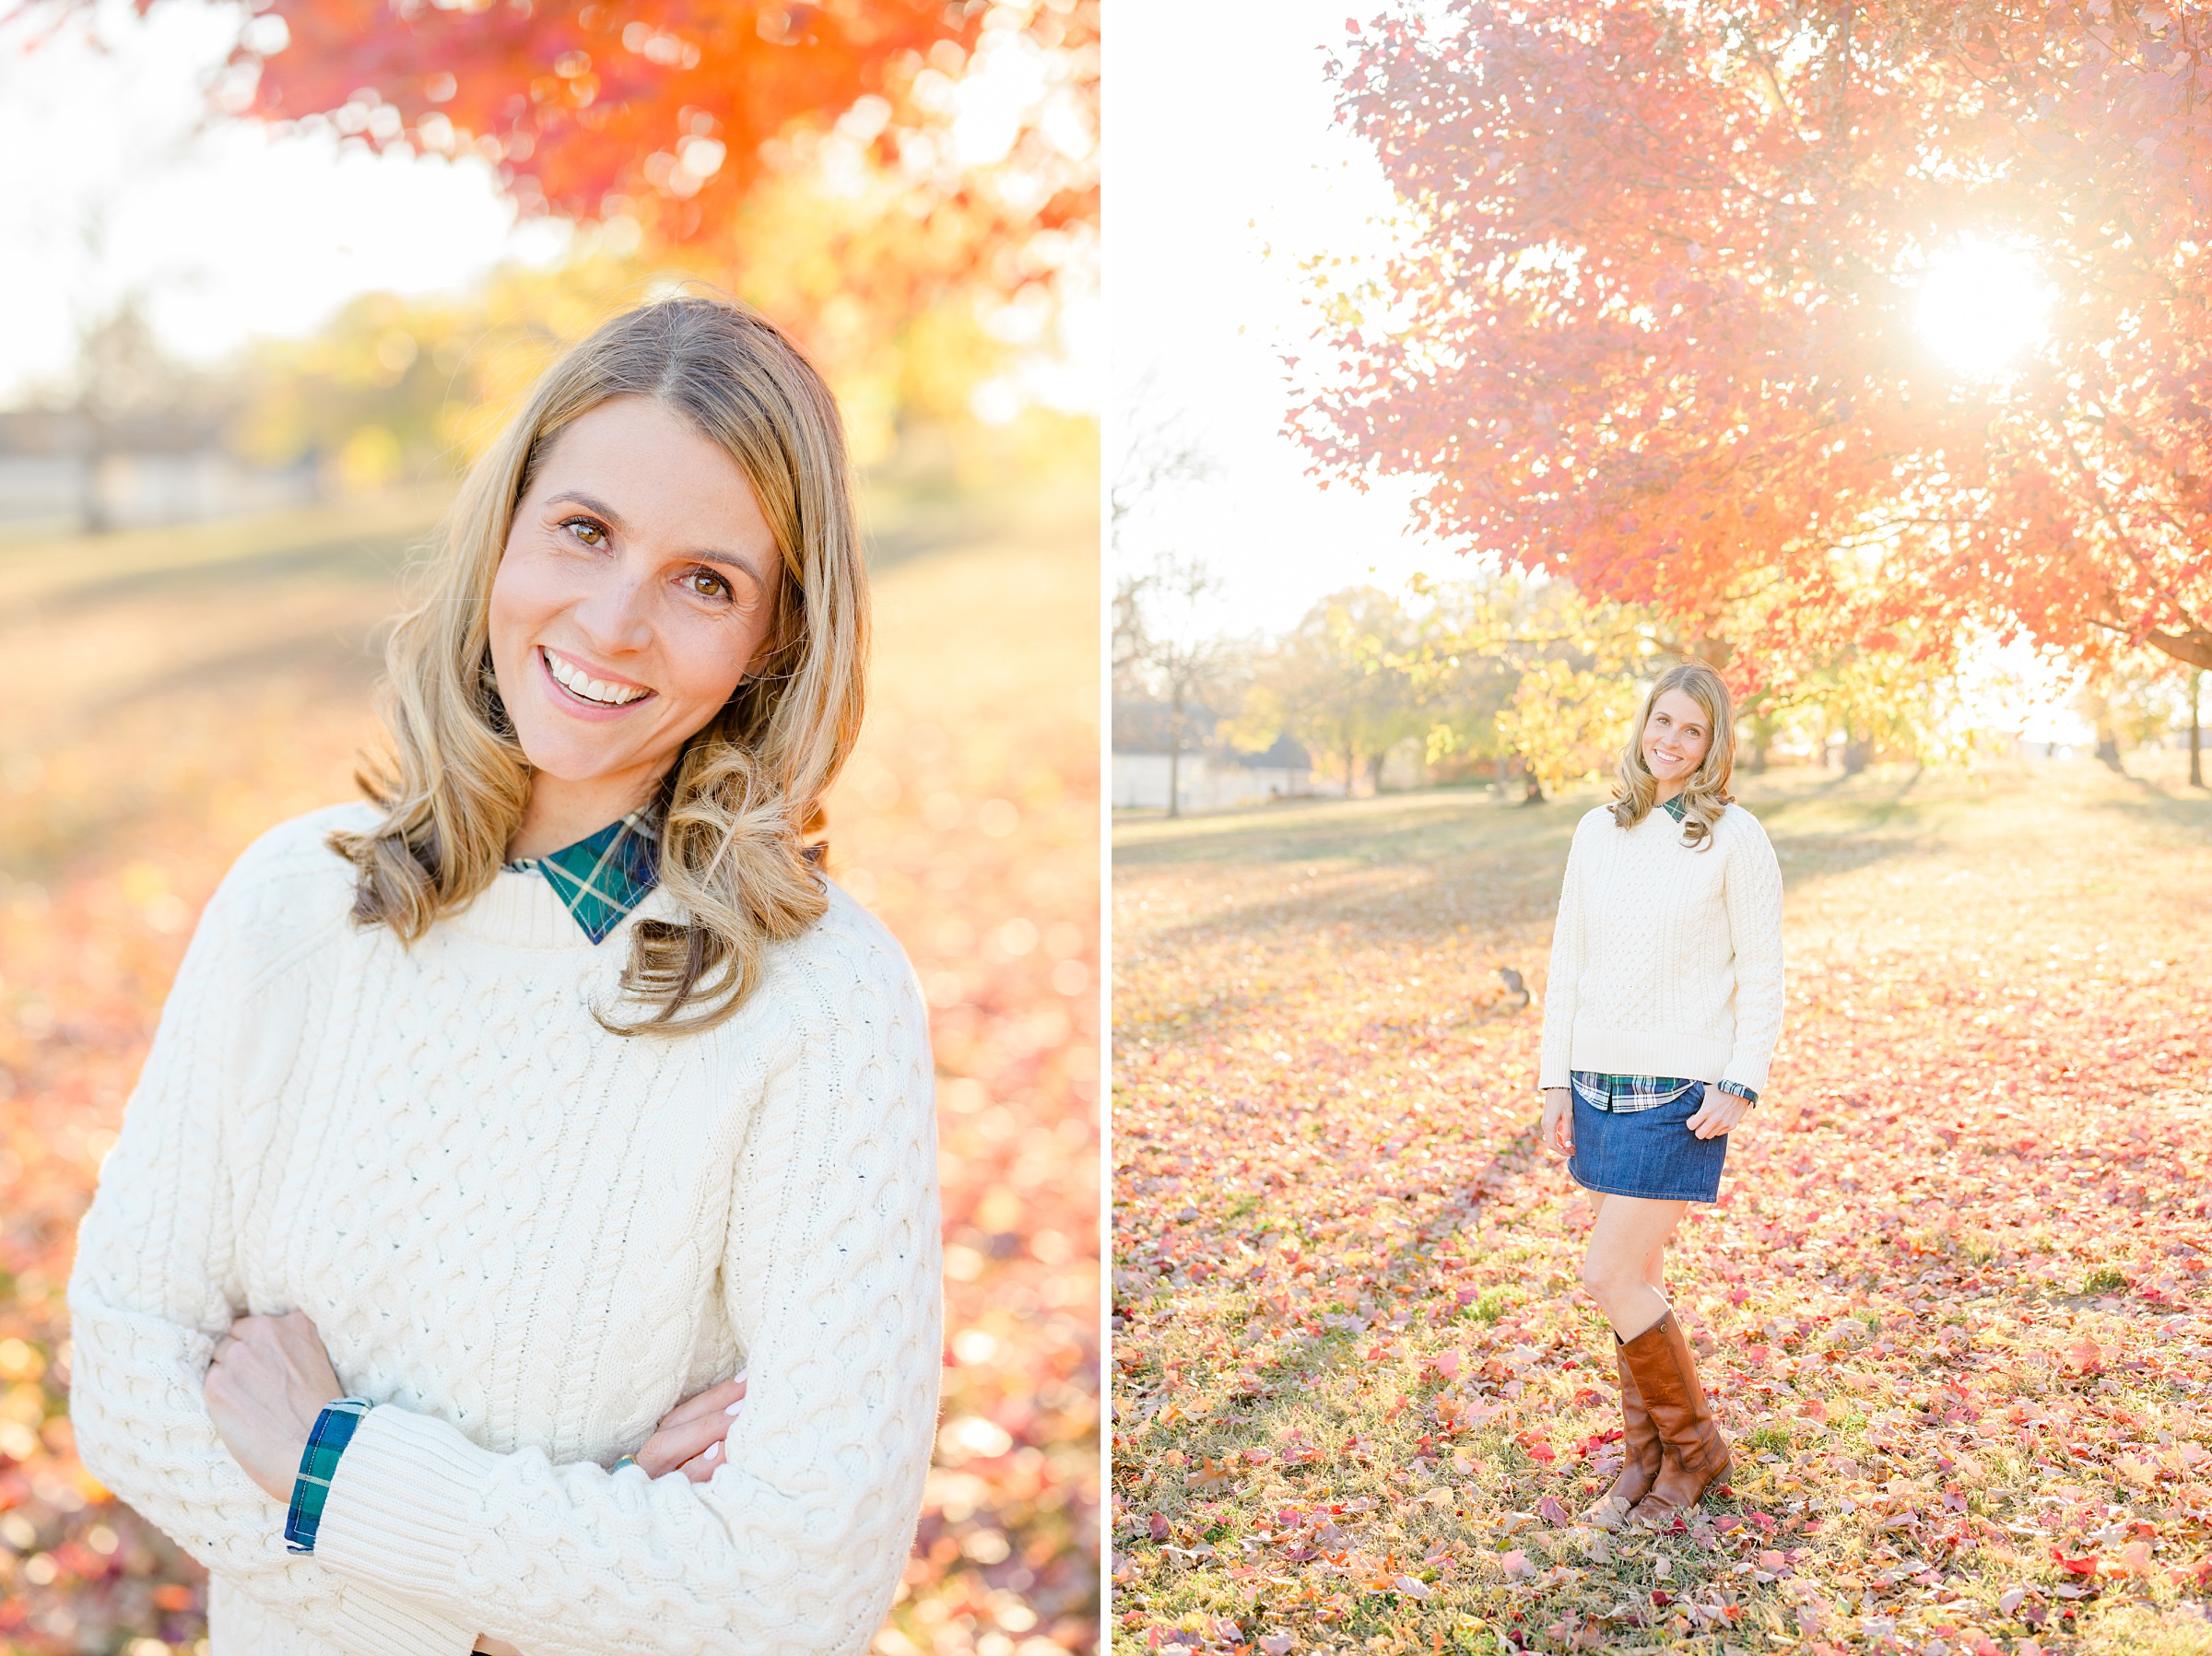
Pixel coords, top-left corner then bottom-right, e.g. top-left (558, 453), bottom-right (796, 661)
top-left (317, 1407), bottom-right (498, 1607)
top-left (1541, 1026), bottom-right (1737, 1090)
top-left (324, 1584), bottom-right (480, 1656)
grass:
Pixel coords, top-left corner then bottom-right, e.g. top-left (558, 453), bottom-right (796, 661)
top-left (1112, 759), bottom-right (2212, 1656)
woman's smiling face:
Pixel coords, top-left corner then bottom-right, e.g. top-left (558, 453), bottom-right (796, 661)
top-left (488, 395), bottom-right (782, 805)
top-left (1641, 687), bottom-right (1713, 788)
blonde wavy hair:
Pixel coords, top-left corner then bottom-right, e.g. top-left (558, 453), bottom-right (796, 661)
top-left (1609, 660), bottom-right (1735, 850)
top-left (330, 294), bottom-right (866, 1034)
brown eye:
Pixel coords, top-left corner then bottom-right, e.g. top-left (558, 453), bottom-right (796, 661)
top-left (686, 569), bottom-right (730, 600)
top-left (564, 517), bottom-right (606, 546)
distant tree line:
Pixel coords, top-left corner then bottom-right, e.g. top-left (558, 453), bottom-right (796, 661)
top-left (1116, 566), bottom-right (2210, 806)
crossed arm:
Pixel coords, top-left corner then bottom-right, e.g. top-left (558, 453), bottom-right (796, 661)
top-left (203, 1312), bottom-right (752, 1656)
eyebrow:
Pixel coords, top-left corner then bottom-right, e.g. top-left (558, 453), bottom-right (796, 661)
top-left (545, 490), bottom-right (767, 584)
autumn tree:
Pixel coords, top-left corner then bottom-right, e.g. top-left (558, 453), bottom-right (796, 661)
top-left (27, 0), bottom-right (1097, 459)
top-left (1302, 2), bottom-right (2212, 693)
top-left (1402, 573), bottom-right (1662, 799)
top-left (1234, 587), bottom-right (1424, 795)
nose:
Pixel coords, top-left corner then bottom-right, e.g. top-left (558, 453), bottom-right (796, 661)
top-left (569, 562), bottom-right (655, 656)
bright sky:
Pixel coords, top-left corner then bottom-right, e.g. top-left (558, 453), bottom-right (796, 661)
top-left (4, 0), bottom-right (1098, 419)
top-left (0, 0), bottom-right (570, 404)
top-left (1109, 0), bottom-right (1466, 641)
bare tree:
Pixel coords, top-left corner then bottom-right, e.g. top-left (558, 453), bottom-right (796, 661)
top-left (1110, 373), bottom-right (1216, 547)
top-left (1116, 553), bottom-right (1236, 817)
top-left (1111, 381), bottom-right (1234, 816)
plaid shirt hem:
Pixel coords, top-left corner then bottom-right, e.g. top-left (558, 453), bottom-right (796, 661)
top-left (1569, 1073), bottom-right (1759, 1112)
top-left (284, 1396), bottom-right (374, 1554)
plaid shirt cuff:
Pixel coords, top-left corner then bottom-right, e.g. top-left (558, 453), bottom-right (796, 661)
top-left (284, 1397), bottom-right (374, 1554)
top-left (1716, 1079), bottom-right (1759, 1106)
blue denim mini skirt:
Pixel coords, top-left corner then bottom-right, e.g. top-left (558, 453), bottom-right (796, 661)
top-left (1567, 1082), bottom-right (1728, 1203)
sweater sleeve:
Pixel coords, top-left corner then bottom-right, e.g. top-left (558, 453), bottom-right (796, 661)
top-left (310, 914), bottom-right (944, 1656)
top-left (1536, 816), bottom-right (1593, 1090)
top-left (1719, 814), bottom-right (1787, 1093)
top-left (65, 845), bottom-right (482, 1656)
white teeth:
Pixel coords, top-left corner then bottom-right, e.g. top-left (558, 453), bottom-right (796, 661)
top-left (543, 650), bottom-right (645, 706)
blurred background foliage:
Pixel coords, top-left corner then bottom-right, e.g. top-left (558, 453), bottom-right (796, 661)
top-left (9, 0), bottom-right (1097, 509)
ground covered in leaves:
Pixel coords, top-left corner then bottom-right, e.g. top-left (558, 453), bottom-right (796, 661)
top-left (0, 478), bottom-right (1099, 1655)
top-left (1112, 763), bottom-right (2212, 1656)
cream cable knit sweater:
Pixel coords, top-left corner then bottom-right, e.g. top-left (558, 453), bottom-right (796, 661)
top-left (1537, 801), bottom-right (1786, 1094)
top-left (67, 805), bottom-right (942, 1656)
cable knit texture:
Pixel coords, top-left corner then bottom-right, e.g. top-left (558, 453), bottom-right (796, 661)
top-left (1537, 801), bottom-right (1786, 1093)
top-left (67, 804), bottom-right (942, 1656)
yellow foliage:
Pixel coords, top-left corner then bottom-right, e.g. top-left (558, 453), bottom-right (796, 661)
top-left (1493, 658), bottom-right (1638, 795)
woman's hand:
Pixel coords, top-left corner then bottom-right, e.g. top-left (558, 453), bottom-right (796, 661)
top-left (203, 1310), bottom-right (344, 1503)
top-left (1685, 1085), bottom-right (1752, 1140)
top-left (1539, 1087), bottom-right (1573, 1158)
top-left (634, 1369), bottom-right (750, 1482)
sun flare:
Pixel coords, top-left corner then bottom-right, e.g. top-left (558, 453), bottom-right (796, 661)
top-left (1915, 237), bottom-right (2053, 381)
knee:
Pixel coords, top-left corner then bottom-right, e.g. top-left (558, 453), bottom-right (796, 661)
top-left (1580, 1259), bottom-right (1630, 1304)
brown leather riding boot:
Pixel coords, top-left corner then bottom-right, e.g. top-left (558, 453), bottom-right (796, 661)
top-left (1586, 1333), bottom-right (1663, 1529)
top-left (1616, 1310), bottom-right (1730, 1525)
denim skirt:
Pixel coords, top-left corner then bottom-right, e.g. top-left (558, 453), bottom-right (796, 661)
top-left (1567, 1084), bottom-right (1728, 1203)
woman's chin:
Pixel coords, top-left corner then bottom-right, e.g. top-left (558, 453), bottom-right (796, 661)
top-left (513, 737), bottom-right (656, 790)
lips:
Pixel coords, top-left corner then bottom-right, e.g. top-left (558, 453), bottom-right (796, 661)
top-left (540, 646), bottom-right (653, 710)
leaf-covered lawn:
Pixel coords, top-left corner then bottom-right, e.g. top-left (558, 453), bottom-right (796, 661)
top-left (0, 482), bottom-right (1100, 1656)
top-left (1112, 764), bottom-right (2212, 1656)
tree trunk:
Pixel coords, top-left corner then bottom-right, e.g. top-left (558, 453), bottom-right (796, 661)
top-left (1344, 739), bottom-right (1356, 798)
top-left (1511, 753), bottom-right (1543, 805)
top-left (2190, 671), bottom-right (2203, 789)
top-left (2095, 722), bottom-right (2123, 773)
top-left (1166, 685), bottom-right (1184, 818)
top-left (1368, 751), bottom-right (1389, 795)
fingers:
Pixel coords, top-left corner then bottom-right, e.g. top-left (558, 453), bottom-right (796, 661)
top-left (655, 1369), bottom-right (749, 1434)
top-left (638, 1389), bottom-right (749, 1476)
top-left (636, 1412), bottom-right (734, 1477)
top-left (675, 1441), bottom-right (724, 1484)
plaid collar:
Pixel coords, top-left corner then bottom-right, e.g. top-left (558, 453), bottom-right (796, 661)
top-left (504, 810), bottom-right (661, 945)
top-left (1658, 791), bottom-right (1688, 822)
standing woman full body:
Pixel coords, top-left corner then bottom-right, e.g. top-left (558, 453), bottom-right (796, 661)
top-left (1535, 662), bottom-right (1785, 1531)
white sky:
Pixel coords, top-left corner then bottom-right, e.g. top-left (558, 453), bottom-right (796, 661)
top-left (4, 0), bottom-right (1099, 419)
top-left (1107, 0), bottom-right (1467, 641)
top-left (0, 0), bottom-right (563, 402)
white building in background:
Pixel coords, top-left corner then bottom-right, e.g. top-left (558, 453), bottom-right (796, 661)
top-left (0, 450), bottom-right (316, 535)
top-left (1112, 734), bottom-right (1316, 814)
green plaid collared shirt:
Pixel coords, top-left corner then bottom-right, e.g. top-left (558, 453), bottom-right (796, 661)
top-left (504, 810), bottom-right (661, 944)
top-left (1567, 789), bottom-right (1757, 1111)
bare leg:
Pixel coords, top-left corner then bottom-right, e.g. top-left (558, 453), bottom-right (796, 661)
top-left (1581, 1190), bottom-right (1681, 1527)
top-left (1585, 1192), bottom-right (1667, 1305)
top-left (1580, 1193), bottom-right (1688, 1339)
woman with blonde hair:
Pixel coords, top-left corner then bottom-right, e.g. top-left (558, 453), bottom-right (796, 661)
top-left (1535, 659), bottom-right (1784, 1530)
top-left (67, 295), bottom-right (941, 1654)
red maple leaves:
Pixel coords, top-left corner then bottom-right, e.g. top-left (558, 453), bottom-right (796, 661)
top-left (1300, 3), bottom-right (2212, 681)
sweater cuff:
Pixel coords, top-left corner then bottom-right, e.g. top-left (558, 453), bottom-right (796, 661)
top-left (314, 1405), bottom-right (499, 1614)
top-left (325, 1580), bottom-right (481, 1656)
